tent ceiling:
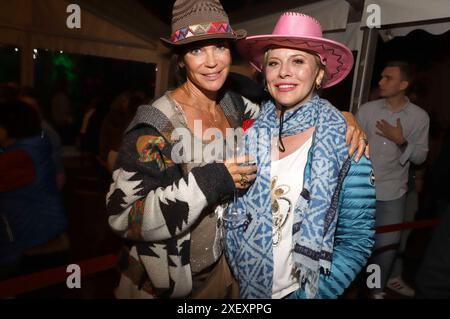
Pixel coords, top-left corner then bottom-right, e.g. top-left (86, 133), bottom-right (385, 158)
top-left (72, 0), bottom-right (366, 43)
top-left (234, 0), bottom-right (351, 36)
top-left (361, 0), bottom-right (450, 28)
top-left (381, 21), bottom-right (450, 39)
top-left (138, 0), bottom-right (320, 25)
top-left (0, 0), bottom-right (161, 61)
top-left (76, 0), bottom-right (168, 45)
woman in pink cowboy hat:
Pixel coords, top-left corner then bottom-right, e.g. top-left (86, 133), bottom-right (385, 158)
top-left (105, 0), bottom-right (369, 299)
top-left (224, 12), bottom-right (376, 299)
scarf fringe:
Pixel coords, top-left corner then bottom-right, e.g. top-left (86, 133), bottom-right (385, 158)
top-left (295, 262), bottom-right (331, 299)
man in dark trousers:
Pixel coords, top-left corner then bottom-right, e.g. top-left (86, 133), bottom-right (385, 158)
top-left (357, 61), bottom-right (430, 298)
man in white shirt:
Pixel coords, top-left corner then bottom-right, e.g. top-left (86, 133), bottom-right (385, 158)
top-left (357, 61), bottom-right (429, 298)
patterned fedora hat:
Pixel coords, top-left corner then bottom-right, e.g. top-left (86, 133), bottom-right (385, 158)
top-left (160, 0), bottom-right (246, 47)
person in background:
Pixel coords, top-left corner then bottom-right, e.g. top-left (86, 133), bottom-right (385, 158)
top-left (0, 99), bottom-right (69, 281)
top-left (99, 90), bottom-right (148, 172)
top-left (357, 61), bottom-right (430, 299)
top-left (20, 88), bottom-right (66, 190)
top-left (51, 77), bottom-right (74, 144)
top-left (78, 95), bottom-right (105, 157)
top-left (0, 82), bottom-right (19, 103)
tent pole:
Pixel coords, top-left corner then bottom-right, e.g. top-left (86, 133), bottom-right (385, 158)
top-left (349, 27), bottom-right (378, 113)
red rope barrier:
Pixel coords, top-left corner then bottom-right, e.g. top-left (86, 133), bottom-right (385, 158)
top-left (375, 218), bottom-right (440, 234)
top-left (0, 218), bottom-right (441, 298)
top-left (0, 254), bottom-right (118, 298)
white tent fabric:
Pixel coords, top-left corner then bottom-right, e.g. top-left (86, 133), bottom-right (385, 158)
top-left (234, 0), bottom-right (350, 36)
top-left (0, 0), bottom-right (160, 62)
top-left (379, 21), bottom-right (450, 41)
top-left (0, 0), bottom-right (169, 94)
top-left (361, 0), bottom-right (450, 28)
top-left (325, 22), bottom-right (363, 51)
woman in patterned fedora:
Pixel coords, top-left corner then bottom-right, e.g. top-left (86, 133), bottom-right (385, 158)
top-left (224, 12), bottom-right (376, 299)
top-left (106, 1), bottom-right (368, 299)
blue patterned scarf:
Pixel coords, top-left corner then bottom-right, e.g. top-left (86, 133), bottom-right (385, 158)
top-left (225, 95), bottom-right (349, 298)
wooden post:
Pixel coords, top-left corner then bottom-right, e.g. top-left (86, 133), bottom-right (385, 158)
top-left (349, 27), bottom-right (379, 113)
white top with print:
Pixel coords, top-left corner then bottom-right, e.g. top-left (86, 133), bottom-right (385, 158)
top-left (270, 136), bottom-right (313, 299)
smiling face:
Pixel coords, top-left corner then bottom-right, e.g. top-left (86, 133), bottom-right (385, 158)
top-left (264, 47), bottom-right (324, 108)
top-left (180, 40), bottom-right (231, 95)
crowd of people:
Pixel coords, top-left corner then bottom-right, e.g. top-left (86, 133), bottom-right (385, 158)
top-left (0, 80), bottom-right (149, 284)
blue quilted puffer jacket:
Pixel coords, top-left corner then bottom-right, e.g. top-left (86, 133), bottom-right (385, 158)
top-left (289, 155), bottom-right (376, 299)
top-left (224, 154), bottom-right (376, 299)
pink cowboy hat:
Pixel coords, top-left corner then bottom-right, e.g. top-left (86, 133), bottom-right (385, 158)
top-left (236, 12), bottom-right (354, 88)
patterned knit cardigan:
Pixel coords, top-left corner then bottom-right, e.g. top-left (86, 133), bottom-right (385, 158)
top-left (105, 91), bottom-right (259, 298)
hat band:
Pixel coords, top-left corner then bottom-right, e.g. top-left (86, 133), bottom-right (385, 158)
top-left (171, 22), bottom-right (235, 43)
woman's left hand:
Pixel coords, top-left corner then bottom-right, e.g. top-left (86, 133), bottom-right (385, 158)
top-left (342, 111), bottom-right (369, 162)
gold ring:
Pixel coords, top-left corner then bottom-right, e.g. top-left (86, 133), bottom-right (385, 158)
top-left (359, 137), bottom-right (368, 144)
top-left (239, 173), bottom-right (249, 187)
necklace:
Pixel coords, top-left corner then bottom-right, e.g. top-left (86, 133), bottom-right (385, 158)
top-left (205, 108), bottom-right (221, 126)
top-left (171, 91), bottom-right (227, 135)
top-left (200, 107), bottom-right (225, 142)
top-left (173, 86), bottom-right (223, 127)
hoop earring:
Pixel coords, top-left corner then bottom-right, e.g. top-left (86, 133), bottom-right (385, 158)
top-left (315, 82), bottom-right (321, 90)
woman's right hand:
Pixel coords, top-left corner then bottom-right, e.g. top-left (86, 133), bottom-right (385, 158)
top-left (224, 156), bottom-right (257, 189)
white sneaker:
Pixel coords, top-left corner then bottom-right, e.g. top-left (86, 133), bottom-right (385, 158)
top-left (371, 292), bottom-right (386, 299)
top-left (387, 277), bottom-right (415, 297)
